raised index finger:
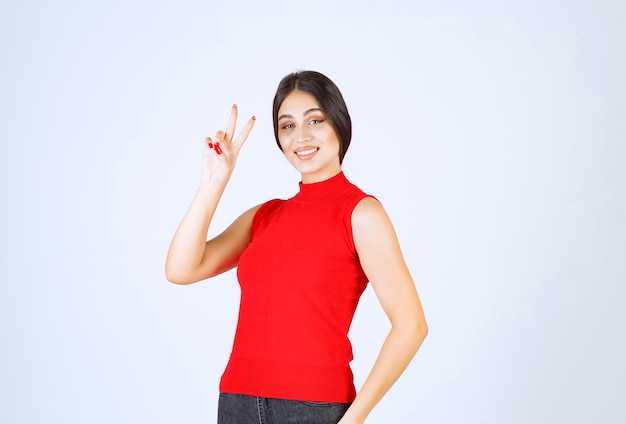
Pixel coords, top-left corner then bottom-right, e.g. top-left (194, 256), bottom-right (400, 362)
top-left (232, 115), bottom-right (256, 153)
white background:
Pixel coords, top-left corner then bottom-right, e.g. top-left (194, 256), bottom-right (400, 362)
top-left (1, 1), bottom-right (625, 422)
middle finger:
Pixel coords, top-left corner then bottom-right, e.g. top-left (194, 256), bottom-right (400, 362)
top-left (224, 104), bottom-right (238, 143)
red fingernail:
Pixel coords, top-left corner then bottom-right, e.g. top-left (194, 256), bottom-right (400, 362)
top-left (208, 141), bottom-right (213, 148)
top-left (214, 143), bottom-right (222, 154)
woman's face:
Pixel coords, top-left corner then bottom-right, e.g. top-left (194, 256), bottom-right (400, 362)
top-left (276, 90), bottom-right (341, 184)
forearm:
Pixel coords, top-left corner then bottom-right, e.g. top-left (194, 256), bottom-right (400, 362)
top-left (166, 106), bottom-right (255, 284)
top-left (165, 180), bottom-right (227, 284)
top-left (340, 322), bottom-right (427, 423)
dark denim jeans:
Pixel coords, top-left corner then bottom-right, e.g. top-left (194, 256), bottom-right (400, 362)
top-left (217, 393), bottom-right (351, 424)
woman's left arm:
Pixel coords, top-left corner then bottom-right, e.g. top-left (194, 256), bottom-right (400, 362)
top-left (339, 197), bottom-right (428, 424)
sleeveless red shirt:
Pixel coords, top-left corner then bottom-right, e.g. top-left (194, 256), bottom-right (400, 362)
top-left (219, 172), bottom-right (373, 402)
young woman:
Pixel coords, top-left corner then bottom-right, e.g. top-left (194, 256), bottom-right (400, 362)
top-left (166, 71), bottom-right (428, 424)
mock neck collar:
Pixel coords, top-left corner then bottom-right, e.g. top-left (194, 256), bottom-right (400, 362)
top-left (295, 171), bottom-right (348, 201)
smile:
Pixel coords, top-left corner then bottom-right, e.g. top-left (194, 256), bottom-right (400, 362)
top-left (295, 148), bottom-right (319, 157)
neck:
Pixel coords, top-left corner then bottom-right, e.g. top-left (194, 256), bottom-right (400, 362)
top-left (300, 165), bottom-right (342, 184)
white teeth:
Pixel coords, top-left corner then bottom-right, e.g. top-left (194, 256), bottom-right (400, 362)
top-left (296, 148), bottom-right (318, 156)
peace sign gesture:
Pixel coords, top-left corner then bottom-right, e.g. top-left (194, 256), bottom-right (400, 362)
top-left (202, 104), bottom-right (256, 185)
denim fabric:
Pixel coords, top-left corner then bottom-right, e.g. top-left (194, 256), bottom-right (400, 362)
top-left (217, 393), bottom-right (350, 424)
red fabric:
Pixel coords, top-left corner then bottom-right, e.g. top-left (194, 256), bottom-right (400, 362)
top-left (219, 172), bottom-right (373, 402)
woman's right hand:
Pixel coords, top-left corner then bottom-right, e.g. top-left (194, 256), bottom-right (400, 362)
top-left (165, 105), bottom-right (256, 284)
top-left (202, 104), bottom-right (256, 185)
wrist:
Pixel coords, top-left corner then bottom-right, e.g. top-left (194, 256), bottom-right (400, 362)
top-left (340, 407), bottom-right (367, 424)
top-left (199, 171), bottom-right (231, 190)
top-left (197, 178), bottom-right (228, 202)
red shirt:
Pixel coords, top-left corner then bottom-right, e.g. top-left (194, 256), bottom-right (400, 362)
top-left (219, 172), bottom-right (373, 402)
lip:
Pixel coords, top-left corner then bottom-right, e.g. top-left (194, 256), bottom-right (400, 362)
top-left (294, 146), bottom-right (319, 159)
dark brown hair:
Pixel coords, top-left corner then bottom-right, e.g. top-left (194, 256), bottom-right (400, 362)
top-left (272, 71), bottom-right (352, 164)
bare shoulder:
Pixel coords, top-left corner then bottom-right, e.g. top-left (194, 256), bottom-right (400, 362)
top-left (352, 196), bottom-right (399, 249)
top-left (352, 196), bottom-right (392, 228)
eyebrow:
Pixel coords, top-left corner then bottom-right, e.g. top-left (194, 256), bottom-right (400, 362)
top-left (278, 107), bottom-right (323, 121)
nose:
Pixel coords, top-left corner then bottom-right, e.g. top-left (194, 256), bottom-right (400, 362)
top-left (296, 124), bottom-right (311, 143)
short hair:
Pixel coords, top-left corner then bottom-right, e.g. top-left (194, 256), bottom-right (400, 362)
top-left (272, 71), bottom-right (352, 164)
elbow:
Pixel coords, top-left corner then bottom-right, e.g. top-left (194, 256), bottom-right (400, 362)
top-left (165, 265), bottom-right (194, 285)
top-left (401, 315), bottom-right (428, 352)
top-left (164, 253), bottom-right (202, 284)
top-left (165, 271), bottom-right (184, 285)
top-left (389, 314), bottom-right (428, 353)
top-left (417, 319), bottom-right (428, 343)
top-left (415, 309), bottom-right (428, 339)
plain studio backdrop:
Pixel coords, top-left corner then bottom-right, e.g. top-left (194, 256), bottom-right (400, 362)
top-left (1, 1), bottom-right (624, 423)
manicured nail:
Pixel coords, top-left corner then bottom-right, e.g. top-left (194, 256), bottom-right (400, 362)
top-left (208, 141), bottom-right (213, 148)
top-left (214, 142), bottom-right (222, 155)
